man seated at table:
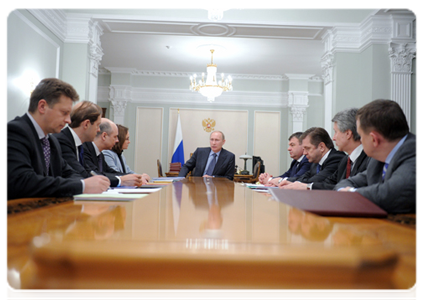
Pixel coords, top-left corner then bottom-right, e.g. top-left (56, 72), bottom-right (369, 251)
top-left (7, 78), bottom-right (110, 200)
top-left (178, 130), bottom-right (235, 180)
top-left (277, 127), bottom-right (346, 187)
top-left (280, 108), bottom-right (369, 190)
top-left (258, 132), bottom-right (311, 185)
top-left (335, 99), bottom-right (415, 214)
top-left (54, 100), bottom-right (102, 178)
top-left (83, 118), bottom-right (148, 187)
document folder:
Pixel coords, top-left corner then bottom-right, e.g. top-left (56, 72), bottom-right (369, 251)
top-left (269, 189), bottom-right (387, 218)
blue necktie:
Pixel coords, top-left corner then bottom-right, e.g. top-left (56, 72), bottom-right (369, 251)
top-left (78, 145), bottom-right (84, 166)
top-left (205, 153), bottom-right (217, 175)
top-left (316, 164), bottom-right (321, 174)
top-left (382, 163), bottom-right (389, 180)
top-left (98, 153), bottom-right (103, 172)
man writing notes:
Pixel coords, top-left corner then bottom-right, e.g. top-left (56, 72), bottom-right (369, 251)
top-left (83, 118), bottom-right (146, 187)
top-left (335, 100), bottom-right (415, 214)
top-left (7, 78), bottom-right (110, 200)
top-left (280, 108), bottom-right (369, 190)
top-left (278, 127), bottom-right (346, 188)
top-left (258, 132), bottom-right (311, 185)
top-left (54, 100), bottom-right (102, 178)
top-left (178, 131), bottom-right (235, 180)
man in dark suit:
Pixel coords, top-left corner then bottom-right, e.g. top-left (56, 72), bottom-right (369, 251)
top-left (278, 127), bottom-right (346, 188)
top-left (178, 131), bottom-right (235, 180)
top-left (258, 132), bottom-right (311, 185)
top-left (83, 118), bottom-right (145, 187)
top-left (281, 108), bottom-right (369, 190)
top-left (335, 100), bottom-right (415, 214)
top-left (7, 78), bottom-right (110, 200)
top-left (54, 101), bottom-right (102, 178)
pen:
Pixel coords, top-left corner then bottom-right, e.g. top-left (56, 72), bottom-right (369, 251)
top-left (90, 170), bottom-right (100, 176)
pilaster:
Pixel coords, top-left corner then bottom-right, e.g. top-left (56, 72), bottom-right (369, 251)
top-left (388, 12), bottom-right (416, 125)
top-left (109, 85), bottom-right (132, 125)
top-left (288, 91), bottom-right (309, 133)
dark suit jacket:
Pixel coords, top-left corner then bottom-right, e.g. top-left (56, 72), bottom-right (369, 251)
top-left (7, 114), bottom-right (83, 200)
top-left (178, 147), bottom-right (235, 180)
top-left (335, 133), bottom-right (415, 214)
top-left (82, 142), bottom-right (124, 187)
top-left (312, 149), bottom-right (369, 190)
top-left (288, 148), bottom-right (346, 183)
top-left (279, 155), bottom-right (311, 178)
top-left (54, 127), bottom-right (91, 178)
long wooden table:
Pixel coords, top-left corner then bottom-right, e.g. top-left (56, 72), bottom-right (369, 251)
top-left (7, 177), bottom-right (415, 289)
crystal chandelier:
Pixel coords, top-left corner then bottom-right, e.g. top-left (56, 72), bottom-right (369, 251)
top-left (189, 49), bottom-right (233, 102)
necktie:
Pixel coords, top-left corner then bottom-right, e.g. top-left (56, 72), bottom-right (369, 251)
top-left (346, 157), bottom-right (352, 178)
top-left (316, 164), bottom-right (321, 174)
top-left (205, 153), bottom-right (217, 175)
top-left (78, 145), bottom-right (84, 166)
top-left (98, 153), bottom-right (103, 172)
top-left (40, 136), bottom-right (50, 174)
top-left (382, 162), bottom-right (389, 180)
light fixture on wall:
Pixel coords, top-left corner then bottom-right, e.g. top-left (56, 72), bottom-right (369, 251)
top-left (189, 49), bottom-right (233, 102)
top-left (207, 9), bottom-right (227, 21)
top-left (14, 70), bottom-right (40, 96)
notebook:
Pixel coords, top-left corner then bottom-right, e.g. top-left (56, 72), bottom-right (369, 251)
top-left (268, 188), bottom-right (387, 218)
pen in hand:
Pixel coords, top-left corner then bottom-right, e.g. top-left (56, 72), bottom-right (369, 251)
top-left (90, 170), bottom-right (100, 176)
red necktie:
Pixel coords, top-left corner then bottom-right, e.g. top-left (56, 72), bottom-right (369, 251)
top-left (346, 157), bottom-right (352, 178)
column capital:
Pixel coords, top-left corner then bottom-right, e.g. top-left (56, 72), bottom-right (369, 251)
top-left (321, 52), bottom-right (335, 85)
top-left (109, 85), bottom-right (132, 124)
top-left (389, 42), bottom-right (416, 73)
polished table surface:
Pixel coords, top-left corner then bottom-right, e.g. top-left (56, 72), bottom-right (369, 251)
top-left (7, 177), bottom-right (415, 289)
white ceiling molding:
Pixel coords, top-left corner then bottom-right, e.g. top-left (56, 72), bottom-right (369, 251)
top-left (97, 86), bottom-right (289, 108)
top-left (99, 18), bottom-right (327, 40)
top-left (103, 67), bottom-right (290, 81)
top-left (65, 17), bottom-right (94, 43)
top-left (28, 9), bottom-right (67, 42)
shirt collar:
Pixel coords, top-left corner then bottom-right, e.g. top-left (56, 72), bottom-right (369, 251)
top-left (297, 155), bottom-right (305, 163)
top-left (209, 149), bottom-right (221, 157)
top-left (318, 149), bottom-right (331, 166)
top-left (385, 134), bottom-right (408, 164)
top-left (349, 144), bottom-right (363, 163)
top-left (26, 112), bottom-right (47, 139)
top-left (92, 142), bottom-right (101, 156)
top-left (68, 127), bottom-right (82, 147)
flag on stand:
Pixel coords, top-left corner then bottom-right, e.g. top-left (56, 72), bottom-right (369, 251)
top-left (171, 112), bottom-right (184, 166)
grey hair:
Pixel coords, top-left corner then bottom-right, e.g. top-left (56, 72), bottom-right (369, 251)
top-left (211, 130), bottom-right (225, 140)
top-left (96, 119), bottom-right (113, 137)
top-left (331, 108), bottom-right (360, 141)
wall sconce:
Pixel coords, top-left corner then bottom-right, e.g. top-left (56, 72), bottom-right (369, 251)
top-left (14, 70), bottom-right (40, 96)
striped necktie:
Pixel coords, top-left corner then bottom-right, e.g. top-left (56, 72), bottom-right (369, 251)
top-left (316, 164), bottom-right (321, 174)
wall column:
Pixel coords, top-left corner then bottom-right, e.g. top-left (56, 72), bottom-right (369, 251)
top-left (288, 92), bottom-right (308, 133)
top-left (108, 85), bottom-right (132, 125)
top-left (388, 12), bottom-right (416, 125)
top-left (87, 20), bottom-right (104, 103)
top-left (321, 30), bottom-right (335, 134)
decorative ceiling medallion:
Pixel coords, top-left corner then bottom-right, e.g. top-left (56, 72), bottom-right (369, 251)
top-left (191, 23), bottom-right (236, 37)
top-left (202, 118), bottom-right (216, 132)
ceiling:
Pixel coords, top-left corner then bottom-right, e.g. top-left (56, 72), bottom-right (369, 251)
top-left (63, 9), bottom-right (380, 78)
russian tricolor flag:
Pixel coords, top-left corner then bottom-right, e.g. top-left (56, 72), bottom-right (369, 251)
top-left (171, 112), bottom-right (184, 166)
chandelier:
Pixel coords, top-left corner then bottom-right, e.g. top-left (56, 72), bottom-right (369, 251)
top-left (189, 49), bottom-right (233, 102)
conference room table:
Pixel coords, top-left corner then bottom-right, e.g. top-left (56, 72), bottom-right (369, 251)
top-left (7, 177), bottom-right (415, 289)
